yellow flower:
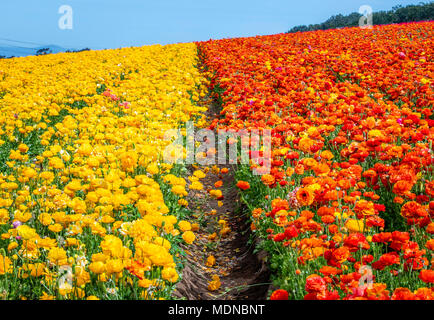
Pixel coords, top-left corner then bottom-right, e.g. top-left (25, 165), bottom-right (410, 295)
top-left (14, 210), bottom-right (32, 223)
top-left (48, 157), bottom-right (65, 169)
top-left (22, 167), bottom-right (37, 179)
top-left (193, 170), bottom-right (206, 179)
top-left (40, 292), bottom-right (56, 300)
top-left (8, 242), bottom-right (18, 251)
top-left (208, 275), bottom-right (221, 291)
top-left (345, 219), bottom-right (365, 233)
top-left (36, 237), bottom-right (57, 250)
top-left (138, 278), bottom-right (153, 288)
top-left (0, 255), bottom-right (12, 275)
top-left (65, 238), bottom-right (80, 247)
top-left (182, 231), bottom-right (196, 244)
top-left (47, 247), bottom-right (68, 265)
top-left (39, 171), bottom-right (54, 181)
top-left (38, 213), bottom-right (53, 226)
top-left (161, 267), bottom-right (179, 283)
top-left (88, 261), bottom-right (106, 274)
top-left (16, 225), bottom-right (38, 240)
top-left (172, 185), bottom-right (188, 197)
top-left (18, 143), bottom-right (29, 153)
top-left (48, 223), bottom-right (63, 233)
top-left (0, 209), bottom-right (10, 224)
top-left (189, 181), bottom-right (204, 191)
top-left (100, 235), bottom-right (123, 257)
top-left (21, 263), bottom-right (46, 277)
top-left (209, 189), bottom-right (222, 199)
top-left (105, 259), bottom-right (124, 274)
top-left (70, 197), bottom-right (87, 214)
top-left (178, 221), bottom-right (192, 232)
top-left (178, 198), bottom-right (188, 206)
top-left (101, 215), bottom-right (115, 224)
top-left (205, 255), bottom-right (216, 267)
top-left (147, 163), bottom-right (159, 175)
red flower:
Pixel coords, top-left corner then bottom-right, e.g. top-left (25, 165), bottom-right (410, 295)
top-left (372, 252), bottom-right (400, 270)
top-left (372, 232), bottom-right (392, 243)
top-left (273, 233), bottom-right (285, 242)
top-left (284, 225), bottom-right (299, 239)
top-left (236, 180), bottom-right (250, 190)
top-left (305, 275), bottom-right (327, 294)
top-left (419, 270), bottom-right (434, 284)
top-left (344, 233), bottom-right (370, 252)
top-left (391, 288), bottom-right (416, 300)
top-left (270, 289), bottom-right (289, 300)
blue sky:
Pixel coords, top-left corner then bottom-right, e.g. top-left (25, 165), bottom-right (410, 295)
top-left (0, 0), bottom-right (426, 50)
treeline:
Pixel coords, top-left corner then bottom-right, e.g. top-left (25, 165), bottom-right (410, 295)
top-left (65, 48), bottom-right (90, 53)
top-left (288, 2), bottom-right (434, 33)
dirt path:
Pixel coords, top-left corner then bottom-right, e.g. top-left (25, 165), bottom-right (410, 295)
top-left (173, 98), bottom-right (271, 300)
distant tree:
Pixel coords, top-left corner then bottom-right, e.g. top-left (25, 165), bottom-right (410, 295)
top-left (288, 2), bottom-right (434, 33)
top-left (36, 48), bottom-right (52, 55)
top-left (66, 48), bottom-right (91, 53)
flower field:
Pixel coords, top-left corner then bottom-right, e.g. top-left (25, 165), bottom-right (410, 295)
top-left (0, 21), bottom-right (433, 300)
top-left (199, 21), bottom-right (434, 300)
top-left (0, 43), bottom-right (208, 299)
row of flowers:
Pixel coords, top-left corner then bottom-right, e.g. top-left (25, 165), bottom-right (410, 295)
top-left (0, 43), bottom-right (209, 299)
top-left (198, 21), bottom-right (434, 300)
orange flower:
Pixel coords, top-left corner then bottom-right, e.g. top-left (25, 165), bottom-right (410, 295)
top-left (208, 275), bottom-right (221, 291)
top-left (296, 187), bottom-right (315, 206)
top-left (252, 208), bottom-right (263, 219)
top-left (313, 163), bottom-right (330, 176)
top-left (303, 158), bottom-right (318, 170)
top-left (425, 239), bottom-right (434, 251)
top-left (294, 164), bottom-right (305, 175)
top-left (332, 246), bottom-right (350, 264)
top-left (286, 167), bottom-right (294, 177)
top-left (317, 206), bottom-right (334, 216)
top-left (236, 180), bottom-right (250, 190)
top-left (392, 180), bottom-right (413, 196)
top-left (298, 137), bottom-right (315, 153)
top-left (426, 181), bottom-right (434, 197)
top-left (427, 222), bottom-right (434, 234)
top-left (261, 174), bottom-right (275, 186)
top-left (321, 215), bottom-right (335, 224)
top-left (214, 180), bottom-right (223, 188)
top-left (394, 196), bottom-right (405, 204)
top-left (401, 201), bottom-right (428, 219)
top-left (320, 150), bottom-right (334, 160)
top-left (354, 200), bottom-right (375, 216)
top-left (319, 266), bottom-right (342, 276)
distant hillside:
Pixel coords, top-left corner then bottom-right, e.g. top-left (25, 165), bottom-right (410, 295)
top-left (0, 45), bottom-right (89, 59)
top-left (288, 2), bottom-right (434, 33)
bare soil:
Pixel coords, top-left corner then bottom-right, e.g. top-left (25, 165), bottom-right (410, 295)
top-left (173, 99), bottom-right (271, 300)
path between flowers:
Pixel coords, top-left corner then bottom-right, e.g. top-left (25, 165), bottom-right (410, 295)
top-left (173, 100), bottom-right (271, 300)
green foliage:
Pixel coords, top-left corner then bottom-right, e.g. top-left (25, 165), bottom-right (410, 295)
top-left (288, 2), bottom-right (434, 33)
